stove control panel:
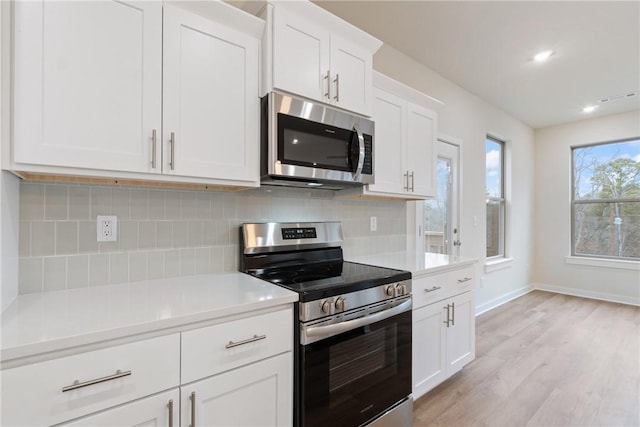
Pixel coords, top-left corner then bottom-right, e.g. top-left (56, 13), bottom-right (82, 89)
top-left (299, 279), bottom-right (412, 322)
top-left (281, 227), bottom-right (317, 240)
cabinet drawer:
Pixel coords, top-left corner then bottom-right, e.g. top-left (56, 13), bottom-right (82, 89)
top-left (1, 334), bottom-right (180, 427)
top-left (414, 273), bottom-right (452, 308)
top-left (413, 266), bottom-right (475, 308)
top-left (448, 265), bottom-right (475, 295)
top-left (181, 308), bottom-right (293, 384)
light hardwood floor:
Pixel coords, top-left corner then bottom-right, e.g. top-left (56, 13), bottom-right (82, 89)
top-left (413, 290), bottom-right (640, 427)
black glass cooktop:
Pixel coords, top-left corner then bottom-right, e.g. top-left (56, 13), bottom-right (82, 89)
top-left (250, 260), bottom-right (411, 302)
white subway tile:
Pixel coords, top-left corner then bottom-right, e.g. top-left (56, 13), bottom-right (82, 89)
top-left (55, 221), bottom-right (78, 255)
top-left (67, 255), bottom-right (89, 289)
top-left (44, 257), bottom-right (67, 291)
top-left (44, 185), bottom-right (68, 220)
top-left (130, 189), bottom-right (149, 219)
top-left (147, 251), bottom-right (164, 280)
top-left (20, 183), bottom-right (44, 220)
top-left (109, 252), bottom-right (129, 284)
top-left (90, 187), bottom-right (112, 217)
top-left (31, 221), bottom-right (55, 256)
top-left (69, 186), bottom-right (90, 219)
top-left (164, 250), bottom-right (180, 278)
top-left (138, 221), bottom-right (156, 249)
top-left (89, 254), bottom-right (109, 286)
top-left (129, 252), bottom-right (147, 282)
top-left (19, 258), bottom-right (43, 294)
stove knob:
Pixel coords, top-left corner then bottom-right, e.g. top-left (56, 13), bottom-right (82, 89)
top-left (321, 300), bottom-right (332, 314)
top-left (385, 285), bottom-right (396, 297)
top-left (335, 297), bottom-right (346, 311)
top-left (395, 283), bottom-right (407, 296)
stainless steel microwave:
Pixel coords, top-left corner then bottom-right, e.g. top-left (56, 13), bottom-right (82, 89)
top-left (261, 92), bottom-right (374, 190)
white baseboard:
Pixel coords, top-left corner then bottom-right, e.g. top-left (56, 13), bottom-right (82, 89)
top-left (532, 283), bottom-right (640, 306)
top-left (475, 285), bottom-right (533, 316)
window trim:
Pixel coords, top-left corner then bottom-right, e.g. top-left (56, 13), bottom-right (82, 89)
top-left (486, 135), bottom-right (506, 260)
top-left (570, 137), bottom-right (640, 262)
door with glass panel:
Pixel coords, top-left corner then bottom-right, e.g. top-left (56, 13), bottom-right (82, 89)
top-left (424, 139), bottom-right (460, 256)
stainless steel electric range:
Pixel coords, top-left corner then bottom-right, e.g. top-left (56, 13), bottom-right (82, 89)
top-left (240, 222), bottom-right (413, 427)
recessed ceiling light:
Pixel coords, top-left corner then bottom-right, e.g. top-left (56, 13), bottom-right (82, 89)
top-left (533, 50), bottom-right (554, 62)
top-left (583, 105), bottom-right (599, 113)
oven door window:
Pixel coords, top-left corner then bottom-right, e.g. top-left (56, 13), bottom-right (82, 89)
top-left (300, 310), bottom-right (412, 427)
top-left (278, 113), bottom-right (357, 172)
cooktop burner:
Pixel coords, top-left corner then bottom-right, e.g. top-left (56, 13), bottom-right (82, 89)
top-left (250, 261), bottom-right (410, 302)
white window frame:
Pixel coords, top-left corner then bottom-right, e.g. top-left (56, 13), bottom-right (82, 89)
top-left (570, 137), bottom-right (640, 262)
top-left (485, 135), bottom-right (507, 262)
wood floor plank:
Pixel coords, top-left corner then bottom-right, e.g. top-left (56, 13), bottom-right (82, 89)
top-left (413, 290), bottom-right (640, 427)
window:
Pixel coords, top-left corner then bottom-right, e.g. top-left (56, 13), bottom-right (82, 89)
top-left (486, 137), bottom-right (505, 258)
top-left (424, 140), bottom-right (460, 255)
top-left (572, 138), bottom-right (640, 260)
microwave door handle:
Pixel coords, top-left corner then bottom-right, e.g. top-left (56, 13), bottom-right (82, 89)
top-left (352, 125), bottom-right (365, 179)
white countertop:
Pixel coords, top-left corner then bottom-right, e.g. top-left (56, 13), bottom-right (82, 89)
top-left (348, 252), bottom-right (477, 276)
top-left (1, 273), bottom-right (297, 365)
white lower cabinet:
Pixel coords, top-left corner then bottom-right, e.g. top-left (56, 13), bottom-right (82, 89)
top-left (60, 388), bottom-right (180, 427)
top-left (182, 353), bottom-right (292, 427)
top-left (412, 264), bottom-right (476, 400)
top-left (1, 306), bottom-right (294, 427)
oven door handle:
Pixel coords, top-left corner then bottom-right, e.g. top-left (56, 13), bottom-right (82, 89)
top-left (305, 298), bottom-right (412, 342)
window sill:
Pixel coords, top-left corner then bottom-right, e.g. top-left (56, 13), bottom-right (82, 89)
top-left (485, 257), bottom-right (514, 273)
top-left (565, 256), bottom-right (640, 271)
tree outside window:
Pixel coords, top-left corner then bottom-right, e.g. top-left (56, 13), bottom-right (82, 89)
top-left (572, 138), bottom-right (640, 260)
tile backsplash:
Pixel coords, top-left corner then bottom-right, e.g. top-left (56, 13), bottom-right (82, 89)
top-left (18, 182), bottom-right (407, 294)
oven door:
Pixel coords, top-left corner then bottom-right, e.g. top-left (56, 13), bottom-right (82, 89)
top-left (299, 302), bottom-right (412, 427)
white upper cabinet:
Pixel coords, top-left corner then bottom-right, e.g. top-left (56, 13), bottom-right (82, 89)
top-left (13, 0), bottom-right (162, 174)
top-left (350, 72), bottom-right (440, 200)
top-left (163, 4), bottom-right (260, 183)
top-left (10, 0), bottom-right (262, 188)
top-left (264, 1), bottom-right (381, 116)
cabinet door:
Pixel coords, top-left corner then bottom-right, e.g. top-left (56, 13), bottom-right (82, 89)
top-left (368, 88), bottom-right (406, 194)
top-left (272, 7), bottom-right (329, 103)
top-left (59, 388), bottom-right (179, 427)
top-left (163, 5), bottom-right (259, 183)
top-left (412, 302), bottom-right (447, 399)
top-left (182, 353), bottom-right (293, 427)
top-left (446, 291), bottom-right (476, 376)
top-left (329, 34), bottom-right (373, 115)
top-left (13, 1), bottom-right (162, 173)
top-left (406, 103), bottom-right (437, 197)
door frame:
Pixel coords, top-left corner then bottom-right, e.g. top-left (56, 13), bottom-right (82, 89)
top-left (407, 133), bottom-right (463, 256)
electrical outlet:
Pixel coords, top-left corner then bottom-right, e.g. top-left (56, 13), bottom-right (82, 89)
top-left (97, 215), bottom-right (117, 242)
top-left (370, 216), bottom-right (377, 232)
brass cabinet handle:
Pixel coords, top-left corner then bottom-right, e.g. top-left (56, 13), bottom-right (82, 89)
top-left (225, 334), bottom-right (266, 349)
top-left (424, 286), bottom-right (442, 293)
top-left (62, 369), bottom-right (131, 392)
top-left (168, 399), bottom-right (174, 427)
top-left (190, 392), bottom-right (196, 427)
top-left (458, 277), bottom-right (472, 283)
top-left (151, 129), bottom-right (157, 169)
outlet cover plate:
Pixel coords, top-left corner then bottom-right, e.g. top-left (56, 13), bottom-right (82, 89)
top-left (97, 215), bottom-right (117, 242)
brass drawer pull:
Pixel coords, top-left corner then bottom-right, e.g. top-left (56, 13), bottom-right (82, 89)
top-left (62, 369), bottom-right (131, 392)
top-left (225, 334), bottom-right (266, 349)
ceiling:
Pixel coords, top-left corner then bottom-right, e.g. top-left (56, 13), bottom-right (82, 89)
top-left (233, 1), bottom-right (640, 129)
top-left (313, 1), bottom-right (640, 129)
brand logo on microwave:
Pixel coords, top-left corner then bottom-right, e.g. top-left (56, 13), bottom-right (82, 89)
top-left (325, 129), bottom-right (336, 134)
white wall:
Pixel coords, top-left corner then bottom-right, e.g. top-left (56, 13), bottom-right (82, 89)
top-left (1, 0), bottom-right (20, 311)
top-left (373, 45), bottom-right (536, 312)
top-left (533, 110), bottom-right (640, 305)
